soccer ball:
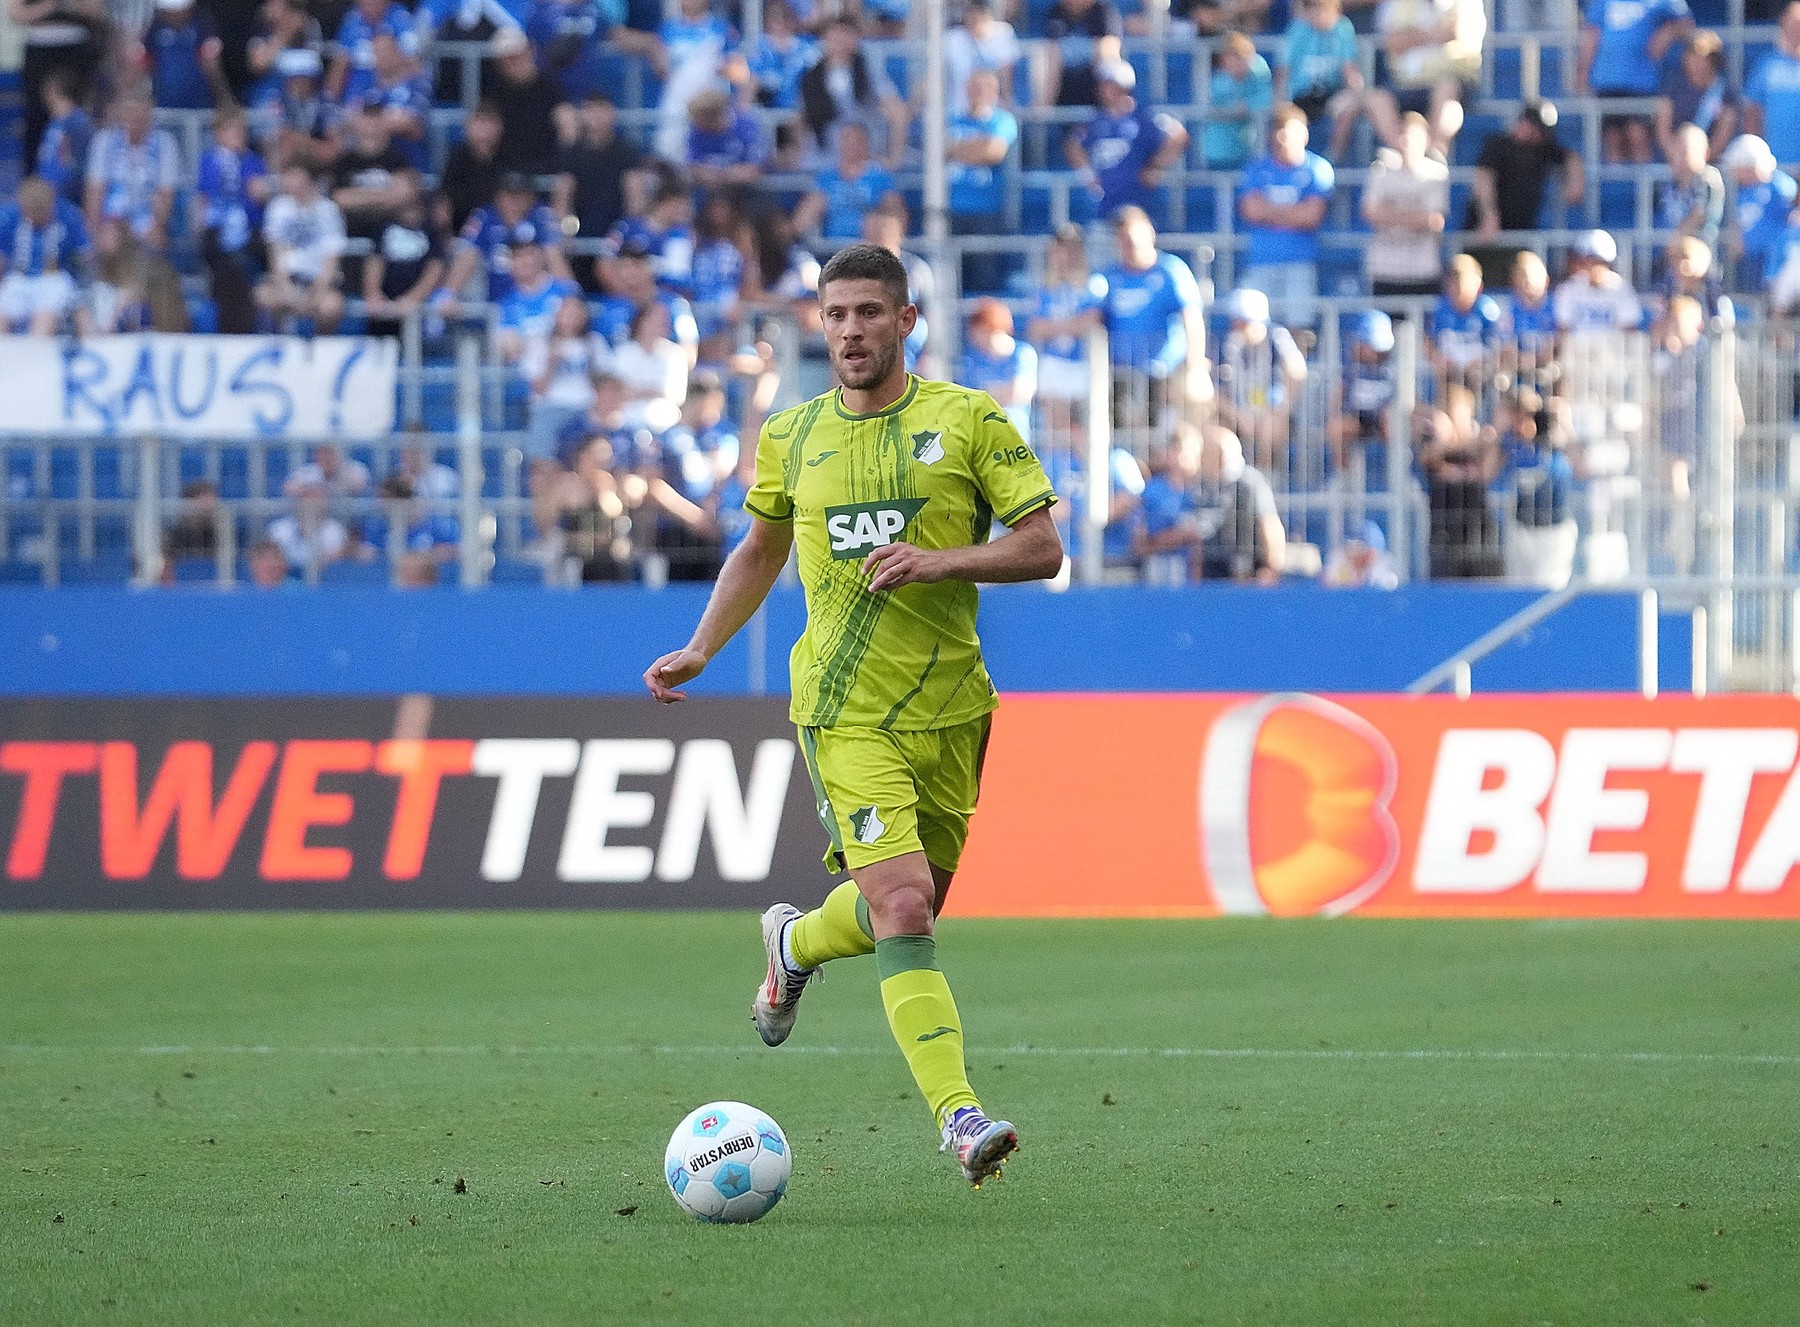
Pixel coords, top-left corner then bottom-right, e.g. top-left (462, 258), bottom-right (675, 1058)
top-left (664, 1101), bottom-right (791, 1223)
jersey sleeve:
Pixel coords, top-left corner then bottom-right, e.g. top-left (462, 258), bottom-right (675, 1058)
top-left (743, 414), bottom-right (794, 523)
top-left (968, 393), bottom-right (1057, 527)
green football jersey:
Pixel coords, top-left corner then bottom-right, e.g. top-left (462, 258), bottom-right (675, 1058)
top-left (745, 375), bottom-right (1057, 731)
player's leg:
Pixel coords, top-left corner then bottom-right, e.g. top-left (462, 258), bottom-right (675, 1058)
top-left (782, 725), bottom-right (881, 967)
top-left (878, 717), bottom-right (1016, 1185)
top-left (752, 726), bottom-right (908, 1047)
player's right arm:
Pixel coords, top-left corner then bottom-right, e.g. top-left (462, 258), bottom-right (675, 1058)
top-left (644, 515), bottom-right (793, 702)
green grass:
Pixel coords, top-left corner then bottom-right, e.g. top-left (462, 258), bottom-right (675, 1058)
top-left (3, 914), bottom-right (1799, 1325)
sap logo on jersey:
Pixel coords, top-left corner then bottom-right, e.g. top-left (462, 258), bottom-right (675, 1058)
top-left (825, 498), bottom-right (927, 559)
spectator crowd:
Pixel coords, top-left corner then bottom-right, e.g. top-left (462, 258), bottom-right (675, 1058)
top-left (0, 0), bottom-right (1775, 588)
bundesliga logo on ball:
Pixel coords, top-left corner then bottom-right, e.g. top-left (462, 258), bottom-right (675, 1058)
top-left (664, 1102), bottom-right (791, 1223)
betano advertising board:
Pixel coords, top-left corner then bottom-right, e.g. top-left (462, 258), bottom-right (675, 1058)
top-left (4, 695), bottom-right (1800, 916)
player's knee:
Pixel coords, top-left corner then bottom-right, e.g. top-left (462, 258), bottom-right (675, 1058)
top-left (865, 883), bottom-right (935, 937)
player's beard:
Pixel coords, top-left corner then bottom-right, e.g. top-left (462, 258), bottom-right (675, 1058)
top-left (832, 333), bottom-right (901, 393)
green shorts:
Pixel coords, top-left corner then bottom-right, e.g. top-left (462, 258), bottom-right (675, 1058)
top-left (796, 715), bottom-right (993, 875)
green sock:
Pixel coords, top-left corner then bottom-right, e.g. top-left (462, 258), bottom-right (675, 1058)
top-left (876, 935), bottom-right (980, 1128)
top-left (788, 881), bottom-right (875, 971)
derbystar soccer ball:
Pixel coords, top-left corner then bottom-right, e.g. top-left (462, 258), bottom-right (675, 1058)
top-left (664, 1101), bottom-right (790, 1223)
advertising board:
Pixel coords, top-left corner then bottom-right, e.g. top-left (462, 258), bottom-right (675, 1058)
top-left (7, 694), bottom-right (1800, 916)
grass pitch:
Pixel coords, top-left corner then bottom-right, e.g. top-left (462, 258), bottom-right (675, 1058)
top-left (3, 913), bottom-right (1798, 1326)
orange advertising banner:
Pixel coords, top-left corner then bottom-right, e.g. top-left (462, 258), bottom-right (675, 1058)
top-left (950, 694), bottom-right (1800, 918)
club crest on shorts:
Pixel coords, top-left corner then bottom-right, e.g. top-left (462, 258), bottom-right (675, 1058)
top-left (911, 430), bottom-right (945, 465)
top-left (850, 805), bottom-right (887, 845)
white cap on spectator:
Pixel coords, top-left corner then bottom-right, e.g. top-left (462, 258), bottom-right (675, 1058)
top-left (156, 0), bottom-right (195, 9)
top-left (1721, 134), bottom-right (1775, 172)
top-left (1573, 229), bottom-right (1618, 264)
top-left (1224, 288), bottom-right (1270, 324)
top-left (1095, 58), bottom-right (1136, 90)
top-left (491, 27), bottom-right (532, 57)
top-left (276, 48), bottom-right (323, 77)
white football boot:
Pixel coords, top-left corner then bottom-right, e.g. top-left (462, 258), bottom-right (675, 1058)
top-left (751, 903), bottom-right (816, 1047)
top-left (940, 1106), bottom-right (1019, 1187)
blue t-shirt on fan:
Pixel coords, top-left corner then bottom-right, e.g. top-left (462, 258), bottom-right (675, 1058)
top-left (336, 4), bottom-right (421, 102)
top-left (1100, 251), bottom-right (1202, 376)
top-left (459, 202), bottom-right (562, 300)
top-left (948, 108), bottom-right (1018, 217)
top-left (1748, 49), bottom-right (1800, 165)
top-left (1584, 0), bottom-right (1690, 95)
top-left (690, 238), bottom-right (743, 337)
top-left (1500, 294), bottom-right (1558, 355)
top-left (1239, 151), bottom-right (1334, 267)
top-left (1080, 105), bottom-right (1170, 217)
top-left (1736, 170), bottom-right (1799, 280)
top-left (1138, 471), bottom-right (1195, 540)
top-left (500, 275), bottom-right (580, 339)
top-left (1283, 15), bottom-right (1357, 97)
top-left (1430, 293), bottom-right (1502, 362)
top-left (0, 198), bottom-right (89, 276)
top-left (528, 0), bottom-right (615, 101)
top-left (1032, 274), bottom-right (1108, 361)
top-left (37, 108), bottom-right (94, 204)
top-left (147, 13), bottom-right (217, 109)
top-left (196, 145), bottom-right (269, 252)
top-left (812, 162), bottom-right (894, 239)
top-left (958, 339), bottom-right (1037, 437)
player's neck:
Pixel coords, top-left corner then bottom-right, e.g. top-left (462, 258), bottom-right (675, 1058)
top-left (838, 370), bottom-right (912, 417)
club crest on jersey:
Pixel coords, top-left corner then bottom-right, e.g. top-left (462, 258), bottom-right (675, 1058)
top-left (850, 805), bottom-right (887, 845)
top-left (911, 430), bottom-right (945, 465)
top-left (825, 498), bottom-right (928, 559)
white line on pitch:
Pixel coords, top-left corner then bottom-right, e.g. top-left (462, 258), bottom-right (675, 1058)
top-left (3, 1044), bottom-right (1799, 1066)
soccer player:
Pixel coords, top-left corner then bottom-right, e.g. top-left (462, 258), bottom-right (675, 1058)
top-left (643, 243), bottom-right (1064, 1187)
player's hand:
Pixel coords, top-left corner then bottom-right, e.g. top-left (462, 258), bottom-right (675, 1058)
top-left (645, 648), bottom-right (707, 702)
top-left (862, 542), bottom-right (945, 593)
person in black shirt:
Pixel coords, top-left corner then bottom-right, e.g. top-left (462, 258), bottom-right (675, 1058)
top-left (1465, 101), bottom-right (1587, 286)
top-left (484, 26), bottom-right (573, 178)
top-left (438, 100), bottom-right (505, 232)
top-left (553, 92), bottom-right (648, 291)
top-left (363, 172), bottom-right (445, 340)
top-left (330, 104), bottom-right (410, 290)
top-left (1042, 0), bottom-right (1124, 109)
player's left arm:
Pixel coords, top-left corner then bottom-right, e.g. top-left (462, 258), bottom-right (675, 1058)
top-left (863, 394), bottom-right (1063, 592)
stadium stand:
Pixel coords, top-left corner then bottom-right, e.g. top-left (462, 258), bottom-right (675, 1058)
top-left (0, 0), bottom-right (1789, 615)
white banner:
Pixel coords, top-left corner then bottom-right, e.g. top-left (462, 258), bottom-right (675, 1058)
top-left (0, 334), bottom-right (399, 441)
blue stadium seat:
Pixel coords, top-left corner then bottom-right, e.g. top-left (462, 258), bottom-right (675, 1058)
top-left (1538, 46), bottom-right (1568, 99)
top-left (1182, 186), bottom-right (1219, 232)
top-left (92, 446), bottom-right (125, 500)
top-left (265, 449), bottom-right (295, 497)
top-left (1491, 46), bottom-right (1523, 100)
top-left (93, 515), bottom-right (132, 555)
top-left (321, 558), bottom-right (390, 585)
top-left (48, 448), bottom-right (77, 500)
top-left (61, 555), bottom-right (133, 585)
top-left (219, 447), bottom-right (250, 500)
top-left (481, 448), bottom-right (506, 499)
top-left (0, 560), bottom-right (41, 584)
top-left (170, 556), bottom-right (218, 583)
top-left (490, 558), bottom-right (545, 585)
top-left (1598, 179), bottom-right (1640, 229)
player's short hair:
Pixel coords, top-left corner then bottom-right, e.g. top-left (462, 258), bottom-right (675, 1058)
top-left (819, 243), bottom-right (911, 311)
